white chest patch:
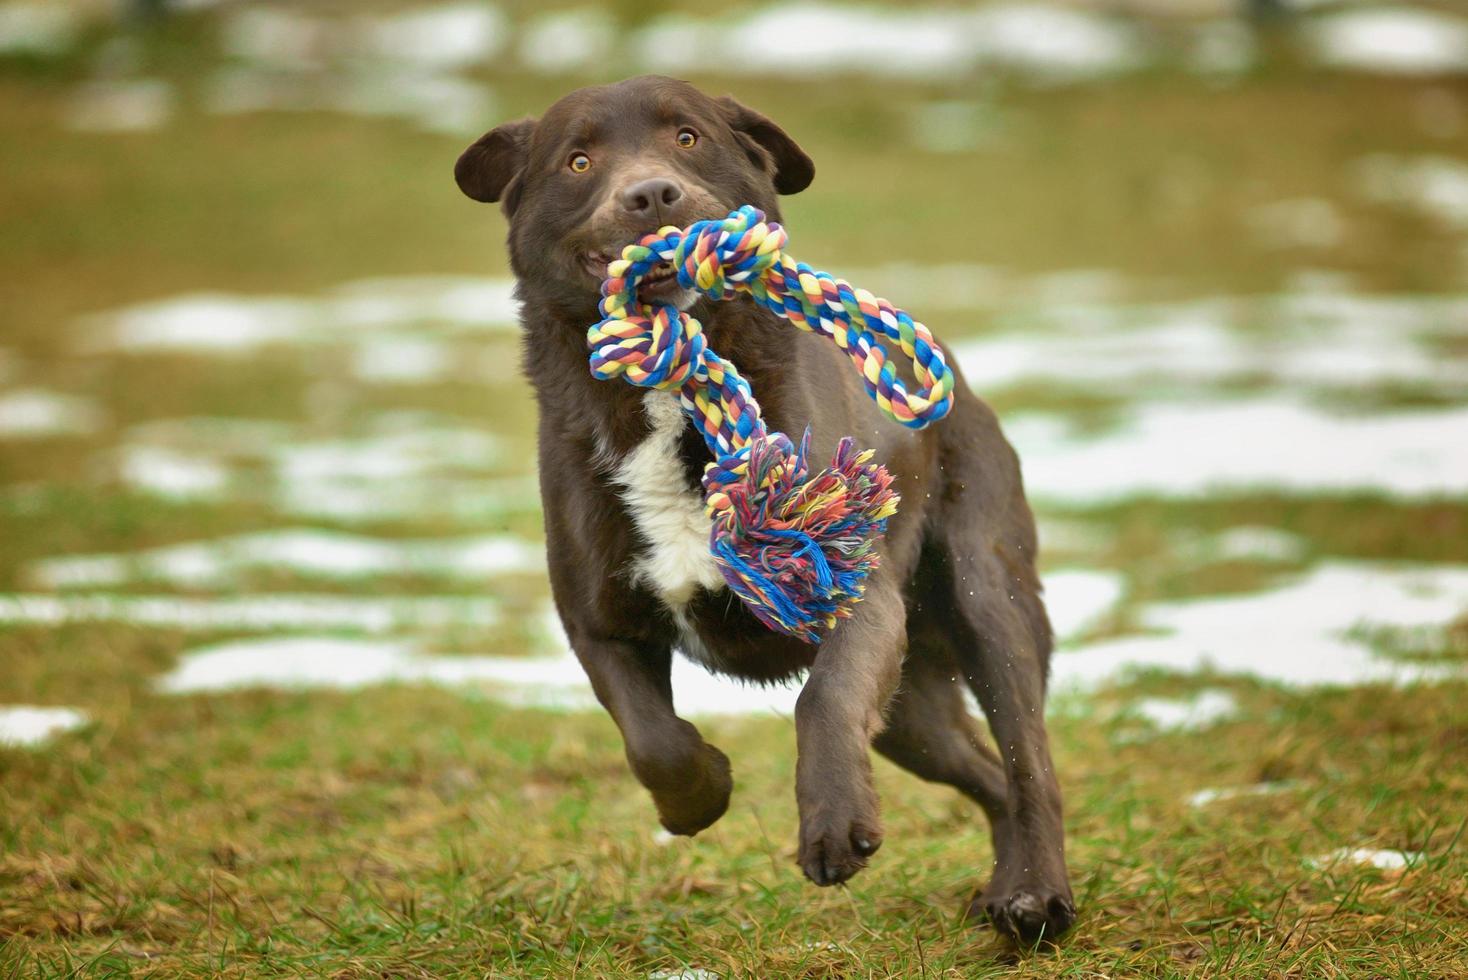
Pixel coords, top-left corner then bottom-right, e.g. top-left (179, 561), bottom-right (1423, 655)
top-left (612, 392), bottom-right (726, 608)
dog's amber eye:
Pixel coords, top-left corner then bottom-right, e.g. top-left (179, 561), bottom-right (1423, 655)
top-left (568, 153), bottom-right (591, 173)
top-left (675, 128), bottom-right (698, 149)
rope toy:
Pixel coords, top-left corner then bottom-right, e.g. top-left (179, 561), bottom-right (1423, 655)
top-left (588, 205), bottom-right (955, 642)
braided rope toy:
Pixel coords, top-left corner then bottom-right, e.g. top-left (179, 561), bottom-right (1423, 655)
top-left (588, 205), bottom-right (955, 642)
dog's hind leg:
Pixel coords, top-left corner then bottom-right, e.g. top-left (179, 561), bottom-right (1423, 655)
top-left (872, 626), bottom-right (1010, 836)
top-left (570, 630), bottom-right (732, 837)
top-left (932, 408), bottom-right (1077, 944)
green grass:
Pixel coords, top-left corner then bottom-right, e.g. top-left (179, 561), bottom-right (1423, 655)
top-left (4, 4), bottom-right (1468, 976)
top-left (3, 672), bottom-right (1467, 976)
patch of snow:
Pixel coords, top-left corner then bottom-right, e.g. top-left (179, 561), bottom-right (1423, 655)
top-left (1037, 516), bottom-right (1113, 556)
top-left (0, 593), bottom-right (500, 633)
top-left (87, 293), bottom-right (318, 353)
top-left (1045, 569), bottom-right (1125, 645)
top-left (1176, 526), bottom-right (1309, 565)
top-left (358, 3), bottom-right (506, 71)
top-left (116, 445), bottom-right (230, 501)
top-left (1129, 689), bottom-right (1238, 731)
top-left (328, 276), bottom-right (520, 332)
top-left (0, 2), bottom-right (78, 56)
top-left (633, 3), bottom-right (1146, 83)
top-left (275, 473), bottom-right (539, 524)
top-left (648, 970), bottom-right (720, 980)
top-left (955, 292), bottom-right (1468, 393)
top-left (969, 4), bottom-right (1147, 81)
top-left (1306, 8), bottom-right (1468, 76)
top-left (124, 416), bottom-right (295, 455)
top-left (1007, 396), bottom-right (1468, 502)
top-left (28, 528), bottom-right (543, 589)
top-left (1056, 561), bottom-right (1468, 689)
top-left (0, 388), bottom-right (104, 438)
top-left (0, 706), bottom-right (87, 748)
top-left (86, 278), bottom-right (520, 355)
top-left (65, 79), bottom-right (174, 132)
top-left (1188, 780), bottom-right (1299, 808)
top-left (1187, 18), bottom-right (1255, 76)
top-left (351, 335), bottom-right (453, 383)
top-left (1244, 197), bottom-right (1344, 249)
top-left (214, 4), bottom-right (499, 133)
top-left (206, 65), bottom-right (492, 137)
top-left (274, 425), bottom-right (500, 483)
top-left (519, 8), bottom-right (613, 73)
top-left (1356, 154), bottom-right (1468, 231)
top-left (221, 7), bottom-right (328, 71)
top-left (1309, 847), bottom-right (1422, 871)
top-left (151, 560), bottom-right (1124, 712)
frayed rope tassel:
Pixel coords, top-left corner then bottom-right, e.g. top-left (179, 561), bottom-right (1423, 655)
top-left (588, 206), bottom-right (954, 642)
top-left (706, 431), bottom-right (898, 642)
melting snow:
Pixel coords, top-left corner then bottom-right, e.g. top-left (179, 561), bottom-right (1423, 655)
top-left (1244, 197), bottom-right (1344, 250)
top-left (87, 293), bottom-right (318, 353)
top-left (0, 593), bottom-right (500, 633)
top-left (632, 3), bottom-right (1146, 83)
top-left (954, 292), bottom-right (1468, 392)
top-left (211, 5), bottom-right (502, 134)
top-left (1008, 397), bottom-right (1468, 502)
top-left (1356, 154), bottom-right (1468, 232)
top-left (1188, 781), bottom-right (1299, 808)
top-left (65, 79), bottom-right (174, 132)
top-left (110, 412), bottom-right (533, 521)
top-left (116, 445), bottom-right (231, 501)
top-left (518, 8), bottom-right (613, 73)
top-left (1308, 847), bottom-right (1422, 871)
top-left (0, 2), bottom-right (78, 56)
top-left (1045, 569), bottom-right (1125, 644)
top-left (1306, 8), bottom-right (1468, 76)
top-left (29, 528), bottom-right (543, 589)
top-left (1129, 689), bottom-right (1239, 731)
top-left (86, 278), bottom-right (519, 354)
top-left (1056, 561), bottom-right (1468, 689)
top-left (0, 388), bottom-right (104, 438)
top-left (154, 569), bottom-right (1124, 714)
top-left (1175, 526), bottom-right (1309, 565)
top-left (0, 706), bottom-right (87, 748)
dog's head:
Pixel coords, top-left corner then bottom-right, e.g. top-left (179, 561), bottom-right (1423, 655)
top-left (455, 75), bottom-right (813, 317)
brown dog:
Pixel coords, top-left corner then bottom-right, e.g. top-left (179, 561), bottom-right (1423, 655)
top-left (455, 75), bottom-right (1075, 943)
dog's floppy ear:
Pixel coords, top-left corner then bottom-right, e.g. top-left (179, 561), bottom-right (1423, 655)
top-left (455, 118), bottom-right (536, 210)
top-left (718, 96), bottom-right (814, 195)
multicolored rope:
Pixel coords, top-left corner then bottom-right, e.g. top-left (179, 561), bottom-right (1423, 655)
top-left (588, 205), bottom-right (955, 642)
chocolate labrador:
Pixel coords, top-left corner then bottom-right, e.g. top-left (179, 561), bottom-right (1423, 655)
top-left (454, 75), bottom-right (1075, 943)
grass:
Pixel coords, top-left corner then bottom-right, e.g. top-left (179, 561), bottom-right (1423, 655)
top-left (3, 672), bottom-right (1467, 976)
top-left (4, 3), bottom-right (1468, 975)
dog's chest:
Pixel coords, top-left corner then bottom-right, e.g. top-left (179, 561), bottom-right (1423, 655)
top-left (609, 392), bottom-right (726, 613)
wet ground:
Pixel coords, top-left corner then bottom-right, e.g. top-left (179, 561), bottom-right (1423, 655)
top-left (2, 1), bottom-right (1467, 975)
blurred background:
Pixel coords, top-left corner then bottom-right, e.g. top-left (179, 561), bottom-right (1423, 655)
top-left (2, 0), bottom-right (1466, 975)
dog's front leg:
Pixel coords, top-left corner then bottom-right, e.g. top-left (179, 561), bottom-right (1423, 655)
top-left (571, 631), bottom-right (732, 837)
top-left (793, 573), bottom-right (906, 886)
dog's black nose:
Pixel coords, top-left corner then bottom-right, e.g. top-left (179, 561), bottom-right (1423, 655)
top-left (619, 177), bottom-right (683, 219)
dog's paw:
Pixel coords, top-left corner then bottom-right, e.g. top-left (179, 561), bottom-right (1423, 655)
top-left (652, 742), bottom-right (732, 837)
top-left (797, 799), bottom-right (883, 887)
top-left (967, 884), bottom-right (1076, 946)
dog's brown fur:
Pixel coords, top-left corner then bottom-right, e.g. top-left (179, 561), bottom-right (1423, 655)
top-left (455, 75), bottom-right (1075, 943)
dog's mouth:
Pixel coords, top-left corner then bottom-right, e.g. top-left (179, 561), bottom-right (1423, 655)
top-left (583, 251), bottom-right (684, 303)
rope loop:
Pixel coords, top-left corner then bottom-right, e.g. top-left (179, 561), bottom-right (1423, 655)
top-left (586, 206), bottom-right (952, 642)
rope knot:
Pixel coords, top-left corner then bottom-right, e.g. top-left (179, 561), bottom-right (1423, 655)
top-left (588, 299), bottom-right (705, 391)
top-left (673, 205), bottom-right (788, 299)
